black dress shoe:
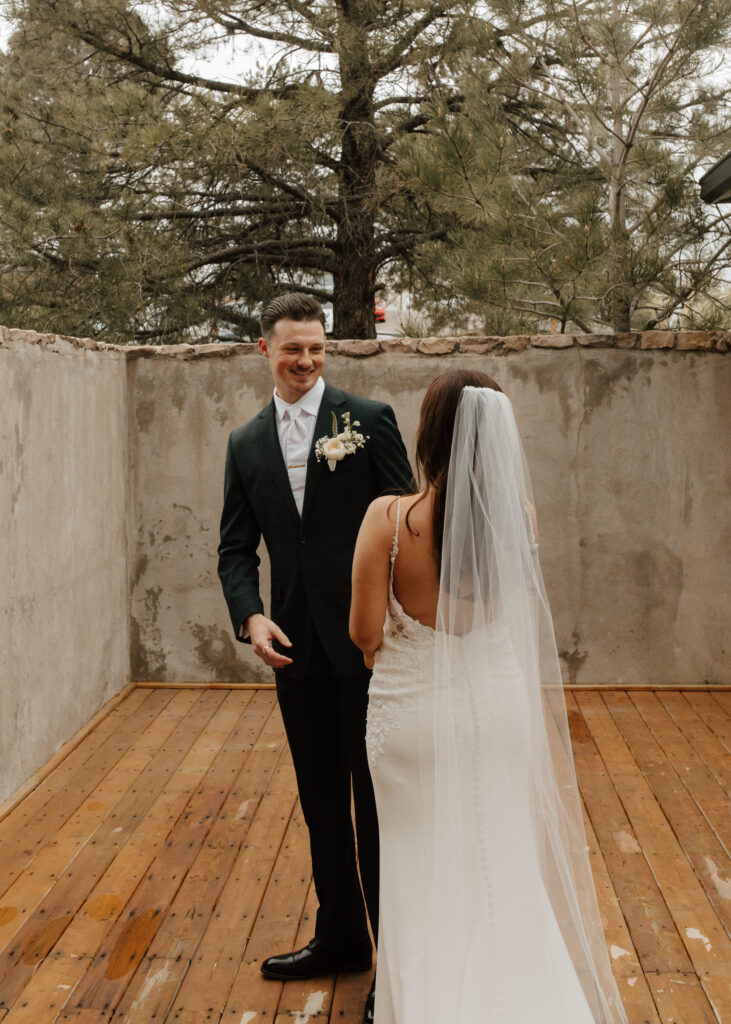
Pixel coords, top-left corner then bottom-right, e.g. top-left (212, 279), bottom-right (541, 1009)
top-left (260, 937), bottom-right (372, 980)
top-left (362, 978), bottom-right (375, 1024)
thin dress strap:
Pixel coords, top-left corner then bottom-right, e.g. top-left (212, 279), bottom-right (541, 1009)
top-left (388, 496), bottom-right (401, 582)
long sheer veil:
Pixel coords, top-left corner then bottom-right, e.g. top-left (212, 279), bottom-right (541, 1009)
top-left (421, 387), bottom-right (628, 1022)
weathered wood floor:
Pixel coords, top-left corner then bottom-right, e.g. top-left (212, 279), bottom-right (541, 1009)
top-left (0, 686), bottom-right (729, 1023)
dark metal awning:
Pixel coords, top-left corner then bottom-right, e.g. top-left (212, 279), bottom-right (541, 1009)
top-left (699, 151), bottom-right (731, 204)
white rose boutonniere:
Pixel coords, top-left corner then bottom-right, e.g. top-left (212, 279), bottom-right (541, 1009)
top-left (315, 411), bottom-right (369, 472)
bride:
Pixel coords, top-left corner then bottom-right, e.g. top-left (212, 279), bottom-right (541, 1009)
top-left (349, 370), bottom-right (628, 1024)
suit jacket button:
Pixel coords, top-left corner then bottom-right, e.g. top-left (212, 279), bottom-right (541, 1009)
top-left (299, 535), bottom-right (306, 544)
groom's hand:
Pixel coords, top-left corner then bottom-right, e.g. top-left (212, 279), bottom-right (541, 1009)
top-left (246, 613), bottom-right (294, 669)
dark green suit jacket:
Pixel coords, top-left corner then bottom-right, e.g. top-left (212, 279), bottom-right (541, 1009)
top-left (218, 383), bottom-right (414, 680)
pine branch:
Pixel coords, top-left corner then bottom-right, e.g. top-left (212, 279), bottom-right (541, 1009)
top-left (60, 17), bottom-right (298, 97)
top-left (641, 237), bottom-right (731, 329)
top-left (642, 213), bottom-right (730, 267)
top-left (377, 227), bottom-right (450, 260)
top-left (374, 94), bottom-right (429, 111)
top-left (535, 57), bottom-right (611, 169)
top-left (282, 0), bottom-right (331, 28)
top-left (135, 201), bottom-right (309, 222)
top-left (242, 159), bottom-right (342, 221)
top-left (373, 3), bottom-right (451, 79)
top-left (186, 237), bottom-right (337, 272)
top-left (386, 93), bottom-right (465, 143)
top-left (620, 4), bottom-right (707, 175)
top-left (209, 15), bottom-right (333, 52)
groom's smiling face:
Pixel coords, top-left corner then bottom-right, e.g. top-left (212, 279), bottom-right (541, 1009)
top-left (259, 317), bottom-right (326, 405)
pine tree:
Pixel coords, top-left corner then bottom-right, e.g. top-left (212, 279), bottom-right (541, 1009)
top-left (0, 0), bottom-right (467, 341)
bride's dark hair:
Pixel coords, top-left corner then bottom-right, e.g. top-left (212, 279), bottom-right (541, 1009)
top-left (407, 369), bottom-right (502, 564)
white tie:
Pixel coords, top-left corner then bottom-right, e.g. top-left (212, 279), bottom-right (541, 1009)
top-left (283, 407), bottom-right (309, 515)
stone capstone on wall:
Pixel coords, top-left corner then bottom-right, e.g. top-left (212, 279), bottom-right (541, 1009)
top-left (30, 327), bottom-right (725, 359)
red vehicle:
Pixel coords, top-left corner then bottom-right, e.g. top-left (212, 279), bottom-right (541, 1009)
top-left (375, 297), bottom-right (386, 323)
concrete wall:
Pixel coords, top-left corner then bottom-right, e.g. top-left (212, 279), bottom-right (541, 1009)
top-left (1, 324), bottom-right (728, 805)
top-left (0, 329), bottom-right (129, 802)
top-left (126, 347), bottom-right (256, 682)
top-left (126, 334), bottom-right (730, 686)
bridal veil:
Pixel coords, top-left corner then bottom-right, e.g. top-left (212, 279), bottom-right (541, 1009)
top-left (421, 387), bottom-right (628, 1022)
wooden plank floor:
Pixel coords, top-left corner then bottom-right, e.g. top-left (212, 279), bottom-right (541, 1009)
top-left (0, 686), bottom-right (729, 1023)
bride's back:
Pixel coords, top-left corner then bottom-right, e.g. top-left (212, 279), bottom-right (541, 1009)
top-left (390, 491), bottom-right (440, 630)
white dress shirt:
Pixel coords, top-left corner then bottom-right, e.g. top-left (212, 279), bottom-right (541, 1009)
top-left (239, 377), bottom-right (326, 638)
top-left (273, 376), bottom-right (325, 516)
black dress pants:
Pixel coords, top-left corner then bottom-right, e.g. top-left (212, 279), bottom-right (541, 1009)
top-left (275, 626), bottom-right (378, 948)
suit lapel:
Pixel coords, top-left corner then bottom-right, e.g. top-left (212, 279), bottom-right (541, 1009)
top-left (301, 383), bottom-right (347, 525)
top-left (257, 401), bottom-right (301, 524)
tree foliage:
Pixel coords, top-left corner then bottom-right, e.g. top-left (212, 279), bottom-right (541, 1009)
top-left (399, 0), bottom-right (731, 333)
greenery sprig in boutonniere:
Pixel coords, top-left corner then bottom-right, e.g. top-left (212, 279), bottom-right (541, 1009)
top-left (315, 411), bottom-right (369, 472)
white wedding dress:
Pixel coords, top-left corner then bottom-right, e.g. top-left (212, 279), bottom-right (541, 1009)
top-left (366, 496), bottom-right (620, 1023)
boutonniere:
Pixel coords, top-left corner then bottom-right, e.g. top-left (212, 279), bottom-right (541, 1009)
top-left (315, 410), bottom-right (369, 472)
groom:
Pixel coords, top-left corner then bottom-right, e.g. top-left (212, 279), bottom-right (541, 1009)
top-left (217, 293), bottom-right (413, 1022)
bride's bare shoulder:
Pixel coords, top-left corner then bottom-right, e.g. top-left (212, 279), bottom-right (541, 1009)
top-left (365, 493), bottom-right (408, 521)
top-left (359, 495), bottom-right (400, 546)
top-left (399, 491), bottom-right (432, 522)
top-left (360, 493), bottom-right (420, 547)
top-left (376, 492), bottom-right (434, 548)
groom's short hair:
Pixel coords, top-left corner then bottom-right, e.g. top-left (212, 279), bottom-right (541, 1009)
top-left (260, 293), bottom-right (326, 340)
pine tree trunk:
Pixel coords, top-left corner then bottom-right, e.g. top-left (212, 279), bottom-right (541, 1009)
top-left (608, 0), bottom-right (631, 333)
top-left (333, 204), bottom-right (377, 338)
top-left (610, 257), bottom-right (631, 332)
top-left (609, 161), bottom-right (631, 331)
top-left (333, 4), bottom-right (378, 339)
